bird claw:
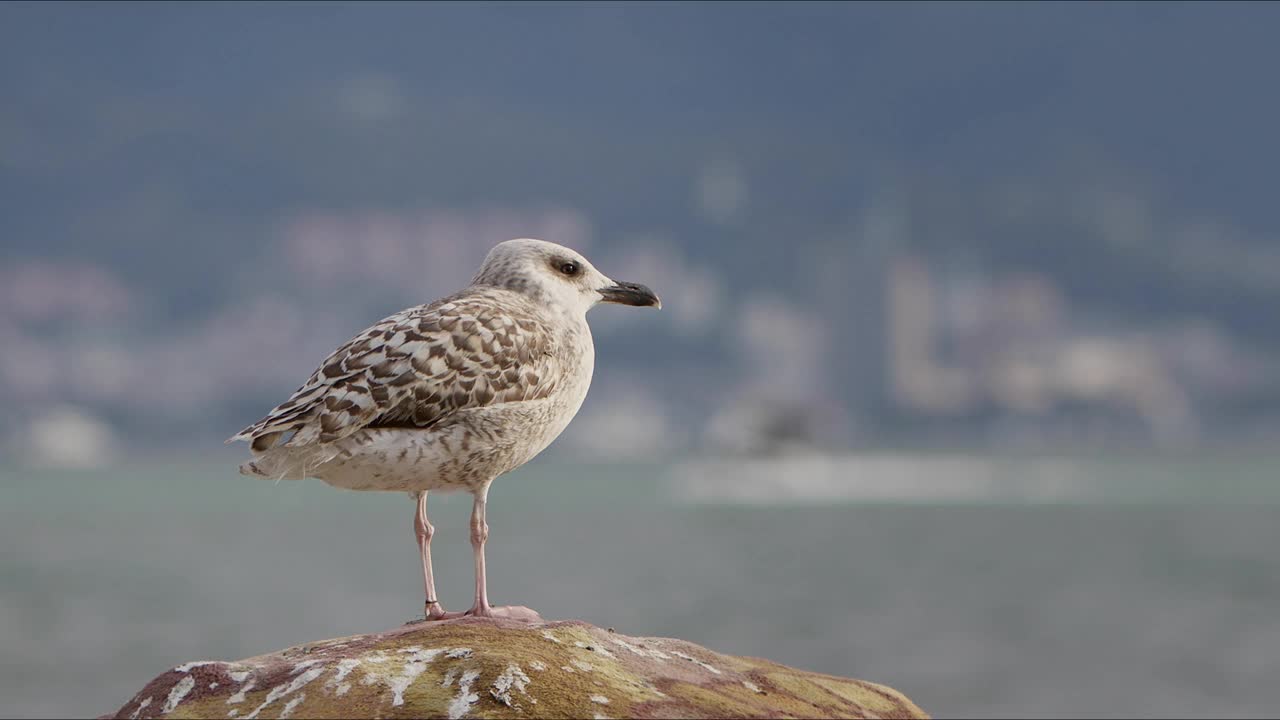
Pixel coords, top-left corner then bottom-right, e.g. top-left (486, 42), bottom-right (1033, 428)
top-left (433, 604), bottom-right (542, 622)
top-left (479, 605), bottom-right (542, 621)
top-left (424, 601), bottom-right (450, 621)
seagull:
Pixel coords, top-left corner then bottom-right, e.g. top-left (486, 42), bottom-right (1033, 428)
top-left (229, 238), bottom-right (661, 621)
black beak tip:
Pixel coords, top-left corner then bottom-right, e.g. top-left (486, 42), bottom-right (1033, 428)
top-left (601, 281), bottom-right (662, 309)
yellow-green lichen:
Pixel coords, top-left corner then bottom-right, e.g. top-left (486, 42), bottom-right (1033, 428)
top-left (108, 619), bottom-right (929, 720)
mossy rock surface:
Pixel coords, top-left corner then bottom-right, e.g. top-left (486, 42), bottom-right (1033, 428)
top-left (105, 618), bottom-right (928, 719)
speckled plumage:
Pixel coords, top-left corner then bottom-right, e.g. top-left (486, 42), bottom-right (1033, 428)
top-left (230, 286), bottom-right (589, 493)
top-left (229, 238), bottom-right (661, 620)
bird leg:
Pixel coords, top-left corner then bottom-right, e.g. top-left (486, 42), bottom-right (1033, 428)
top-left (414, 491), bottom-right (448, 620)
top-left (441, 485), bottom-right (541, 621)
top-left (470, 488), bottom-right (491, 612)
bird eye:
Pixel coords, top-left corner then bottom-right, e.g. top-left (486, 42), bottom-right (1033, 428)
top-left (559, 261), bottom-right (580, 276)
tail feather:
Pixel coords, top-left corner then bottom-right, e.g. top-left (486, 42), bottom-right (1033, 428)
top-left (239, 453), bottom-right (305, 481)
top-left (238, 443), bottom-right (339, 482)
top-left (239, 460), bottom-right (267, 477)
top-left (227, 414), bottom-right (310, 446)
top-left (250, 431), bottom-right (285, 453)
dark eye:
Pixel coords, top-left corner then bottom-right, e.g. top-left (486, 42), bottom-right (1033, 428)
top-left (558, 261), bottom-right (580, 276)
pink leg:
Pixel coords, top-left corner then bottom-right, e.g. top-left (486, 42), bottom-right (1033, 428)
top-left (441, 485), bottom-right (540, 621)
top-left (414, 491), bottom-right (448, 620)
top-left (470, 488), bottom-right (491, 611)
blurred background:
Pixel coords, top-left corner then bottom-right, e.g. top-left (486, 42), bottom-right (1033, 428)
top-left (3, 1), bottom-right (1280, 717)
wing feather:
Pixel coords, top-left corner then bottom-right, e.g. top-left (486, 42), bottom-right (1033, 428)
top-left (229, 290), bottom-right (561, 450)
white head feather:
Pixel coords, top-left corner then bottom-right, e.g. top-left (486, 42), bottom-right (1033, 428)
top-left (471, 238), bottom-right (660, 316)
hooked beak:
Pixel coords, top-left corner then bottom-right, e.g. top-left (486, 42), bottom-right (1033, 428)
top-left (599, 281), bottom-right (662, 309)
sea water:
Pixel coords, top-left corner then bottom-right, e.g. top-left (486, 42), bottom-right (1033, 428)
top-left (2, 452), bottom-right (1278, 718)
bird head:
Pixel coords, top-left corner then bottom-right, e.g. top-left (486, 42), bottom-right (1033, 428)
top-left (471, 238), bottom-right (662, 315)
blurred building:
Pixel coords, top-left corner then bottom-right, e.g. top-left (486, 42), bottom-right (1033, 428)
top-left (876, 251), bottom-right (1279, 447)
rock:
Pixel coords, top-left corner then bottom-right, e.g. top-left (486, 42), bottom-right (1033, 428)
top-left (105, 618), bottom-right (928, 719)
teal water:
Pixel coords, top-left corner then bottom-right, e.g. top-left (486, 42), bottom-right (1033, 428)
top-left (2, 453), bottom-right (1279, 717)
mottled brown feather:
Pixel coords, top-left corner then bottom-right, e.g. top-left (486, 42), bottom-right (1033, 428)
top-left (230, 288), bottom-right (563, 449)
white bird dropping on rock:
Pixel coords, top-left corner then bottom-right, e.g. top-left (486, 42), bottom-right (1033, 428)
top-left (229, 239), bottom-right (661, 621)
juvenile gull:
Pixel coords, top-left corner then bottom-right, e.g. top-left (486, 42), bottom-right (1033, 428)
top-left (229, 238), bottom-right (660, 620)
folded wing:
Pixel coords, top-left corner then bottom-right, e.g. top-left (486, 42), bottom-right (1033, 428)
top-left (229, 291), bottom-right (561, 452)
